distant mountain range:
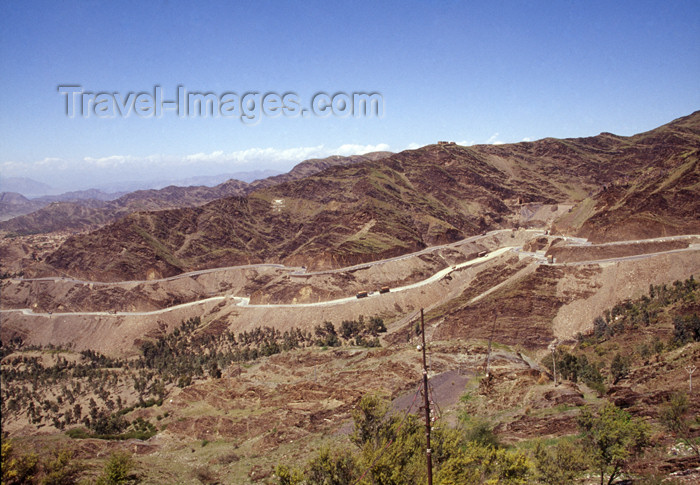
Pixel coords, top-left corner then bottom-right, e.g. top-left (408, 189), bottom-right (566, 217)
top-left (90, 169), bottom-right (283, 193)
top-left (33, 111), bottom-right (699, 281)
top-left (0, 169), bottom-right (285, 221)
top-left (0, 153), bottom-right (392, 232)
top-left (0, 170), bottom-right (283, 197)
top-left (0, 177), bottom-right (54, 197)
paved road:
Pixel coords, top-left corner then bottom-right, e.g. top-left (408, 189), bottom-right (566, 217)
top-left (238, 246), bottom-right (515, 309)
top-left (289, 229), bottom-right (539, 276)
top-left (3, 233), bottom-right (698, 317)
top-left (1, 295), bottom-right (234, 318)
top-left (551, 245), bottom-right (700, 267)
top-left (11, 263), bottom-right (291, 286)
top-left (10, 228), bottom-right (530, 285)
top-left (1, 247), bottom-right (515, 316)
top-left (582, 234), bottom-right (699, 247)
top-left (514, 234), bottom-right (700, 265)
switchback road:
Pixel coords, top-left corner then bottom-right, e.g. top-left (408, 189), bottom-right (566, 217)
top-left (2, 233), bottom-right (698, 318)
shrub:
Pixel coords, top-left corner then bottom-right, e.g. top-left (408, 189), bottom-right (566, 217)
top-left (532, 439), bottom-right (588, 484)
top-left (578, 403), bottom-right (650, 485)
top-left (437, 442), bottom-right (532, 485)
top-left (660, 392), bottom-right (699, 456)
top-left (306, 447), bottom-right (357, 484)
top-left (461, 417), bottom-right (500, 448)
top-left (95, 452), bottom-right (133, 485)
top-left (1, 440), bottom-right (38, 485)
top-left (41, 449), bottom-right (84, 485)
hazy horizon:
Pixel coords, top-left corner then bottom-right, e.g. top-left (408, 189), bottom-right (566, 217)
top-left (1, 1), bottom-right (699, 191)
top-left (0, 168), bottom-right (287, 196)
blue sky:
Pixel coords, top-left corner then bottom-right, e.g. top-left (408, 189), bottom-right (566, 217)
top-left (1, 0), bottom-right (699, 191)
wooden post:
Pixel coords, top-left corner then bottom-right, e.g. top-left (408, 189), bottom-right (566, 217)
top-left (420, 309), bottom-right (433, 485)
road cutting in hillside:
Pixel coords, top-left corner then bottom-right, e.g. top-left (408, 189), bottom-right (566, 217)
top-left (2, 233), bottom-right (698, 318)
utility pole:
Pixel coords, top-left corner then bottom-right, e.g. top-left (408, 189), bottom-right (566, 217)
top-left (420, 309), bottom-right (433, 485)
top-left (550, 342), bottom-right (557, 387)
top-left (485, 313), bottom-right (497, 377)
top-left (687, 365), bottom-right (697, 393)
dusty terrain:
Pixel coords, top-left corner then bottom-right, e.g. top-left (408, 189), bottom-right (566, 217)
top-left (0, 231), bottom-right (73, 275)
top-left (0, 230), bottom-right (524, 313)
top-left (2, 113), bottom-right (700, 484)
top-left (2, 230), bottom-right (699, 359)
top-left (28, 111), bottom-right (700, 282)
top-left (0, 153), bottom-right (392, 236)
top-left (3, 325), bottom-right (698, 483)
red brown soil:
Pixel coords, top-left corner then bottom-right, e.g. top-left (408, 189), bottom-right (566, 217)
top-left (432, 265), bottom-right (601, 349)
top-left (547, 239), bottom-right (693, 263)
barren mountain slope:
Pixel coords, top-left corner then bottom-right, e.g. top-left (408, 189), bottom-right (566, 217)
top-left (0, 181), bottom-right (248, 234)
top-left (0, 192), bottom-right (48, 221)
top-left (41, 112), bottom-right (700, 281)
top-left (555, 110), bottom-right (700, 241)
top-left (559, 152), bottom-right (700, 241)
top-left (0, 152), bottom-right (392, 235)
top-left (40, 149), bottom-right (554, 280)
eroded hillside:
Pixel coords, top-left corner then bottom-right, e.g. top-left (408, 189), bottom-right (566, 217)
top-left (35, 111), bottom-right (700, 282)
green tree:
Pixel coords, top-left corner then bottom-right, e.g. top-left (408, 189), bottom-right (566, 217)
top-left (349, 393), bottom-right (430, 484)
top-left (365, 317), bottom-right (387, 336)
top-left (358, 415), bottom-right (427, 485)
top-left (41, 449), bottom-right (83, 485)
top-left (578, 403), bottom-right (650, 485)
top-left (95, 452), bottom-right (133, 485)
top-left (351, 393), bottom-right (391, 448)
top-left (532, 439), bottom-right (589, 484)
top-left (208, 361), bottom-right (222, 379)
top-left (660, 392), bottom-right (699, 457)
top-left (277, 388), bottom-right (535, 485)
top-left (314, 321), bottom-right (340, 347)
top-left (673, 314), bottom-right (700, 344)
top-left (2, 440), bottom-right (38, 485)
top-left (339, 319), bottom-right (361, 339)
top-left (609, 353), bottom-right (629, 384)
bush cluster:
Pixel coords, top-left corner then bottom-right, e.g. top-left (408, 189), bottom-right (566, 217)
top-left (579, 275), bottom-right (698, 346)
top-left (1, 314), bottom-right (387, 438)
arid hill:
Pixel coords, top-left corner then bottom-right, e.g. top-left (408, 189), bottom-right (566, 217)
top-left (0, 182), bottom-right (247, 234)
top-left (2, 115), bottom-right (699, 485)
top-left (0, 152), bottom-right (391, 235)
top-left (0, 189), bottom-right (126, 224)
top-left (0, 192), bottom-right (47, 221)
top-left (554, 111), bottom-right (700, 241)
top-left (40, 112), bottom-right (700, 281)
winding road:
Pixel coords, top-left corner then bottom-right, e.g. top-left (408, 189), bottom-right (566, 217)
top-left (2, 232), bottom-right (698, 318)
top-left (9, 228), bottom-right (529, 285)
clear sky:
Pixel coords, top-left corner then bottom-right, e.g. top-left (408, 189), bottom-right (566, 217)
top-left (1, 0), bottom-right (699, 191)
